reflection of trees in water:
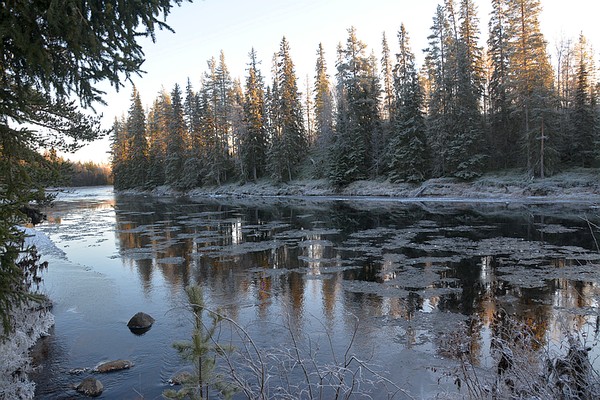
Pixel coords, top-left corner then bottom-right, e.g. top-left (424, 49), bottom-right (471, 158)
top-left (112, 195), bottom-right (600, 368)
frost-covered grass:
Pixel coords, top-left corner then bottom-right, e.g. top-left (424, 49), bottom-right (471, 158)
top-left (117, 167), bottom-right (600, 203)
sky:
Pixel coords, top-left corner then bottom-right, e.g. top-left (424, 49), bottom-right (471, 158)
top-left (69, 0), bottom-right (600, 164)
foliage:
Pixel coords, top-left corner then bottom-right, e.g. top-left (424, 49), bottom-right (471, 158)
top-left (1, 0), bottom-right (188, 334)
top-left (440, 311), bottom-right (600, 399)
top-left (109, 0), bottom-right (600, 190)
top-left (164, 286), bottom-right (237, 400)
top-left (168, 287), bottom-right (407, 399)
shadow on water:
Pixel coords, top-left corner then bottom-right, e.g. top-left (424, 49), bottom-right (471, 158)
top-left (32, 189), bottom-right (600, 398)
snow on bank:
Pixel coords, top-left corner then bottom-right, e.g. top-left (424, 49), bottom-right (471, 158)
top-left (126, 169), bottom-right (600, 204)
top-left (0, 301), bottom-right (54, 399)
top-left (0, 228), bottom-right (60, 399)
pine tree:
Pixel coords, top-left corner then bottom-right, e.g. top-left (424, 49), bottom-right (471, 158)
top-left (268, 37), bottom-right (307, 182)
top-left (241, 48), bottom-right (269, 182)
top-left (388, 24), bottom-right (430, 183)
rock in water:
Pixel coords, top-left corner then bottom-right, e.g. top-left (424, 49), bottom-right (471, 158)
top-left (76, 377), bottom-right (103, 397)
top-left (127, 312), bottom-right (155, 334)
top-left (169, 371), bottom-right (193, 385)
top-left (94, 359), bottom-right (133, 373)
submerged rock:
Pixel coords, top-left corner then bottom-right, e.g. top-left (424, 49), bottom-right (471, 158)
top-left (127, 311), bottom-right (155, 334)
top-left (94, 359), bottom-right (133, 373)
top-left (168, 370), bottom-right (193, 385)
top-left (76, 377), bottom-right (103, 397)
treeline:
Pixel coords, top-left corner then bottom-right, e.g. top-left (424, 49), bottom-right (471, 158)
top-left (112, 0), bottom-right (599, 190)
top-left (43, 151), bottom-right (113, 186)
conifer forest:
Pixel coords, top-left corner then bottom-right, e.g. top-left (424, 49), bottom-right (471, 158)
top-left (111, 0), bottom-right (600, 190)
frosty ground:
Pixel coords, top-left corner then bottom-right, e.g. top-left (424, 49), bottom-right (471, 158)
top-left (140, 168), bottom-right (600, 204)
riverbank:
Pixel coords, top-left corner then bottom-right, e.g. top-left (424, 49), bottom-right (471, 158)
top-left (132, 168), bottom-right (600, 203)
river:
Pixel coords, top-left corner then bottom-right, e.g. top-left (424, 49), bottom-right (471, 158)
top-left (30, 186), bottom-right (600, 399)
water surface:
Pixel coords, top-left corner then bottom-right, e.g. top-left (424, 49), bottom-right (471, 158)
top-left (32, 187), bottom-right (600, 398)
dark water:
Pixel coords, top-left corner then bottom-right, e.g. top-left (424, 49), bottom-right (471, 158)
top-left (31, 187), bottom-right (600, 398)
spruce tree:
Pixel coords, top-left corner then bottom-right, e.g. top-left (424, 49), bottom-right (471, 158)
top-left (312, 43), bottom-right (335, 179)
top-left (488, 0), bottom-right (515, 168)
top-left (241, 48), bottom-right (269, 182)
top-left (567, 34), bottom-right (598, 167)
top-left (127, 86), bottom-right (149, 187)
top-left (330, 27), bottom-right (381, 186)
top-left (268, 37), bottom-right (307, 182)
top-left (505, 0), bottom-right (557, 177)
top-left (424, 5), bottom-right (453, 177)
top-left (165, 83), bottom-right (188, 188)
top-left (388, 24), bottom-right (430, 183)
top-left (146, 91), bottom-right (171, 187)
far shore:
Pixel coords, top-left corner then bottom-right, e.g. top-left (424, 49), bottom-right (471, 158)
top-left (115, 168), bottom-right (600, 204)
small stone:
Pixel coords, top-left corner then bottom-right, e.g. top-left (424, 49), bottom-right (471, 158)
top-left (127, 312), bottom-right (155, 334)
top-left (76, 377), bottom-right (103, 397)
top-left (94, 359), bottom-right (133, 373)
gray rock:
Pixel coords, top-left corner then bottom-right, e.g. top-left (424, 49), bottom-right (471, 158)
top-left (94, 359), bottom-right (133, 373)
top-left (76, 377), bottom-right (103, 397)
top-left (127, 312), bottom-right (155, 333)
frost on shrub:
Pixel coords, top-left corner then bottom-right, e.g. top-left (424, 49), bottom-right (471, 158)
top-left (439, 310), bottom-right (600, 399)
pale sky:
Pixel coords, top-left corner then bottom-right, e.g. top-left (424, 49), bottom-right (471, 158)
top-left (69, 0), bottom-right (600, 164)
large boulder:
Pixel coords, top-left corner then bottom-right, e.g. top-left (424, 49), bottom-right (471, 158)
top-left (94, 359), bottom-right (133, 373)
top-left (127, 312), bottom-right (155, 334)
top-left (76, 377), bottom-right (103, 397)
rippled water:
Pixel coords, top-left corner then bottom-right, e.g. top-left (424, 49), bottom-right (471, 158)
top-left (31, 187), bottom-right (600, 398)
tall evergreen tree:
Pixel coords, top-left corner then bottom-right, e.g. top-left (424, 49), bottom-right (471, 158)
top-left (312, 43), bottom-right (335, 178)
top-left (165, 83), bottom-right (187, 188)
top-left (566, 33), bottom-right (598, 166)
top-left (330, 27), bottom-right (381, 186)
top-left (127, 86), bottom-right (148, 187)
top-left (505, 0), bottom-right (557, 177)
top-left (488, 0), bottom-right (515, 168)
top-left (424, 5), bottom-right (453, 177)
top-left (388, 24), bottom-right (430, 183)
top-left (146, 90), bottom-right (171, 187)
top-left (241, 48), bottom-right (269, 181)
top-left (446, 0), bottom-right (487, 179)
top-left (201, 53), bottom-right (233, 185)
top-left (268, 37), bottom-right (307, 182)
top-left (110, 116), bottom-right (129, 189)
